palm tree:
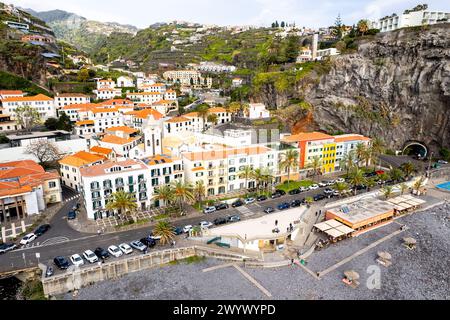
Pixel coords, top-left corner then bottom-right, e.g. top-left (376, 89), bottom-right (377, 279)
top-left (401, 162), bottom-right (416, 179)
top-left (382, 186), bottom-right (394, 200)
top-left (106, 191), bottom-right (138, 222)
top-left (279, 150), bottom-right (299, 189)
top-left (355, 143), bottom-right (367, 168)
top-left (251, 168), bottom-right (265, 192)
top-left (171, 180), bottom-right (194, 215)
top-left (261, 168), bottom-right (275, 193)
top-left (370, 137), bottom-right (385, 170)
top-left (366, 178), bottom-right (376, 192)
top-left (399, 183), bottom-right (409, 195)
top-left (389, 168), bottom-right (404, 183)
top-left (308, 156), bottom-right (322, 182)
top-left (207, 113), bottom-right (218, 126)
top-left (362, 147), bottom-right (372, 169)
top-left (334, 182), bottom-right (349, 198)
top-left (348, 168), bottom-right (367, 195)
top-left (153, 220), bottom-right (175, 245)
top-left (197, 104), bottom-right (210, 131)
top-left (305, 197), bottom-right (314, 207)
top-left (357, 19), bottom-right (369, 36)
top-left (341, 151), bottom-right (356, 176)
top-left (193, 181), bottom-right (206, 204)
top-left (413, 177), bottom-right (426, 194)
top-left (239, 166), bottom-right (254, 191)
top-left (152, 185), bottom-right (175, 208)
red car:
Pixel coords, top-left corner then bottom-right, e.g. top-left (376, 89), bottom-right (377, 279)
top-left (375, 170), bottom-right (385, 175)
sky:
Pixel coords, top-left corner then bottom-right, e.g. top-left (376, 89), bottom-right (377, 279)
top-left (7, 0), bottom-right (450, 29)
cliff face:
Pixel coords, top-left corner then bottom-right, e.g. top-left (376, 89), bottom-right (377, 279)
top-left (304, 24), bottom-right (450, 152)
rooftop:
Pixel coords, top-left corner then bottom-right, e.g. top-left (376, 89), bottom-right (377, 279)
top-left (282, 132), bottom-right (334, 143)
top-left (90, 146), bottom-right (114, 156)
top-left (80, 159), bottom-right (148, 178)
top-left (59, 151), bottom-right (105, 168)
top-left (105, 126), bottom-right (138, 135)
top-left (1, 93), bottom-right (52, 103)
top-left (101, 134), bottom-right (140, 146)
top-left (182, 146), bottom-right (271, 161)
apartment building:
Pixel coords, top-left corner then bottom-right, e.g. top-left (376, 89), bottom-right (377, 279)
top-left (151, 100), bottom-right (178, 116)
top-left (0, 160), bottom-right (62, 223)
top-left (59, 151), bottom-right (106, 191)
top-left (80, 156), bottom-right (183, 219)
top-left (334, 134), bottom-right (372, 170)
top-left (96, 79), bottom-right (116, 90)
top-left (163, 116), bottom-right (193, 136)
top-left (60, 103), bottom-right (98, 122)
top-left (0, 90), bottom-right (24, 100)
top-left (1, 94), bottom-right (56, 120)
top-left (209, 107), bottom-right (232, 124)
top-left (127, 92), bottom-right (164, 104)
top-left (163, 70), bottom-right (212, 88)
top-left (116, 76), bottom-right (134, 88)
top-left (95, 88), bottom-right (123, 100)
top-left (124, 109), bottom-right (163, 129)
top-left (55, 93), bottom-right (90, 109)
top-left (141, 83), bottom-right (167, 93)
top-left (98, 134), bottom-right (142, 159)
top-left (0, 114), bottom-right (20, 132)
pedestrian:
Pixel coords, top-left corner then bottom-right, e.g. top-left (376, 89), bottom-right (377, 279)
top-left (319, 210), bottom-right (322, 215)
top-left (291, 259), bottom-right (295, 267)
top-left (275, 220), bottom-right (278, 226)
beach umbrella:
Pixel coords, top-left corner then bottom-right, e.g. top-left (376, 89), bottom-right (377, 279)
top-left (378, 251), bottom-right (392, 260)
top-left (344, 270), bottom-right (360, 281)
top-left (403, 237), bottom-right (417, 245)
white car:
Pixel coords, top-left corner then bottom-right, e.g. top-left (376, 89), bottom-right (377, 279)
top-left (318, 182), bottom-right (328, 188)
top-left (20, 233), bottom-right (37, 245)
top-left (83, 250), bottom-right (98, 264)
top-left (244, 198), bottom-right (256, 205)
top-left (309, 184), bottom-right (319, 190)
top-left (70, 254), bottom-right (85, 267)
top-left (336, 178), bottom-right (345, 184)
top-left (199, 221), bottom-right (213, 229)
top-left (119, 243), bottom-right (133, 255)
top-left (108, 245), bottom-right (123, 258)
top-left (438, 160), bottom-right (448, 164)
top-left (183, 225), bottom-right (193, 233)
top-left (203, 206), bottom-right (216, 214)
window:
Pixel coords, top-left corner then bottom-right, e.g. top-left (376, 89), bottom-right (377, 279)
top-left (48, 181), bottom-right (56, 188)
top-left (229, 167), bottom-right (236, 173)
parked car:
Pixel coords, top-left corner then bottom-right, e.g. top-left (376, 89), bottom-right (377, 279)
top-left (70, 254), bottom-right (85, 267)
top-left (203, 206), bottom-right (217, 214)
top-left (130, 241), bottom-right (147, 252)
top-left (275, 190), bottom-right (286, 196)
top-left (0, 243), bottom-right (17, 254)
top-left (94, 247), bottom-right (110, 260)
top-left (244, 198), bottom-right (256, 205)
top-left (20, 233), bottom-right (37, 245)
top-left (45, 266), bottom-right (54, 278)
top-left (271, 192), bottom-right (282, 199)
top-left (318, 182), bottom-right (328, 188)
top-left (257, 195), bottom-right (268, 202)
top-left (264, 207), bottom-right (275, 214)
top-left (231, 199), bottom-right (244, 208)
top-left (228, 215), bottom-right (241, 223)
top-left (213, 217), bottom-right (227, 226)
top-left (309, 184), bottom-right (319, 190)
top-left (332, 190), bottom-right (341, 197)
top-left (335, 178), bottom-right (345, 183)
top-left (182, 225), bottom-right (193, 233)
top-left (277, 203), bottom-right (291, 210)
top-left (83, 250), bottom-right (99, 264)
top-left (118, 243), bottom-right (133, 255)
top-left (313, 194), bottom-right (326, 202)
top-left (53, 256), bottom-right (70, 270)
top-left (288, 189), bottom-right (301, 195)
top-left (199, 221), bottom-right (213, 229)
top-left (34, 224), bottom-right (51, 237)
top-left (323, 188), bottom-right (334, 195)
top-left (108, 245), bottom-right (123, 258)
top-left (67, 211), bottom-right (77, 220)
top-left (438, 160), bottom-right (448, 164)
top-left (291, 199), bottom-right (302, 207)
top-left (173, 227), bottom-right (183, 235)
top-left (299, 187), bottom-right (308, 192)
top-left (140, 237), bottom-right (156, 248)
top-left (215, 203), bottom-right (229, 210)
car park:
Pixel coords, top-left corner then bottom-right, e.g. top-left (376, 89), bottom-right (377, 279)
top-left (232, 199), bottom-right (244, 208)
top-left (309, 184), bottom-right (319, 190)
top-left (0, 243), bottom-right (17, 254)
top-left (183, 225), bottom-right (193, 233)
top-left (54, 256), bottom-right (70, 270)
top-left (83, 250), bottom-right (99, 263)
top-left (215, 203), bottom-right (229, 210)
top-left (200, 221), bottom-right (213, 229)
top-left (45, 266), bottom-right (54, 278)
top-left (34, 224), bottom-right (51, 237)
top-left (94, 247), bottom-right (110, 260)
top-left (67, 211), bottom-right (77, 220)
top-left (203, 206), bottom-right (217, 214)
top-left (213, 217), bottom-right (227, 225)
top-left (130, 241), bottom-right (147, 252)
top-left (108, 245), bottom-right (123, 258)
top-left (257, 195), bottom-right (268, 202)
top-left (313, 194), bottom-right (326, 201)
top-left (70, 254), bottom-right (85, 267)
top-left (244, 198), bottom-right (256, 205)
top-left (291, 199), bottom-right (302, 207)
top-left (228, 215), bottom-right (241, 223)
top-left (264, 207), bottom-right (275, 214)
top-left (20, 233), bottom-right (37, 245)
top-left (140, 237), bottom-right (156, 248)
top-left (277, 203), bottom-right (290, 210)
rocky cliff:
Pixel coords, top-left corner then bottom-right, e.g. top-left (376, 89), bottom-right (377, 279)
top-left (303, 24), bottom-right (450, 152)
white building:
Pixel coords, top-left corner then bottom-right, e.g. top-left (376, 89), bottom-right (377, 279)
top-left (127, 92), bottom-right (164, 104)
top-left (0, 90), bottom-right (24, 100)
top-left (163, 70), bottom-right (212, 88)
top-left (95, 88), bottom-right (123, 100)
top-left (247, 103), bottom-right (271, 120)
top-left (74, 107), bottom-right (124, 135)
top-left (116, 76), bottom-right (134, 88)
top-left (195, 129), bottom-right (253, 147)
top-left (195, 62), bottom-right (237, 73)
top-left (1, 94), bottom-right (56, 120)
top-left (232, 78), bottom-right (243, 87)
top-left (55, 93), bottom-right (90, 109)
top-left (96, 79), bottom-right (116, 90)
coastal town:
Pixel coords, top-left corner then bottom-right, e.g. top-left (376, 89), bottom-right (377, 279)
top-left (0, 1), bottom-right (449, 302)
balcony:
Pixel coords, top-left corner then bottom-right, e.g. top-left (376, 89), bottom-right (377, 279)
top-left (139, 194), bottom-right (148, 201)
top-left (115, 182), bottom-right (124, 188)
top-left (90, 185), bottom-right (101, 191)
top-left (103, 184), bottom-right (113, 190)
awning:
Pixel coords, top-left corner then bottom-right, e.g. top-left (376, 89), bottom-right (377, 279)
top-left (326, 228), bottom-right (345, 239)
top-left (336, 225), bottom-right (355, 235)
top-left (325, 219), bottom-right (342, 228)
top-left (314, 221), bottom-right (333, 232)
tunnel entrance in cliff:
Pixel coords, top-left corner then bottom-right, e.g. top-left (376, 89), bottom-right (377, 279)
top-left (402, 141), bottom-right (428, 159)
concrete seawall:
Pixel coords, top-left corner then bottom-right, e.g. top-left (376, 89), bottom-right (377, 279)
top-left (42, 246), bottom-right (259, 297)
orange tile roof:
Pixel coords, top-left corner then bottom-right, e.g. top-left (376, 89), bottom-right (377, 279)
top-left (183, 146), bottom-right (271, 161)
top-left (166, 116), bottom-right (190, 123)
top-left (133, 109), bottom-right (163, 120)
top-left (80, 159), bottom-right (147, 177)
top-left (334, 134), bottom-right (371, 143)
top-left (101, 134), bottom-right (139, 146)
top-left (0, 90), bottom-right (24, 95)
top-left (1, 94), bottom-right (52, 103)
top-left (191, 167), bottom-right (205, 172)
top-left (98, 79), bottom-right (114, 83)
top-left (166, 90), bottom-right (176, 93)
top-left (154, 99), bottom-right (175, 105)
top-left (143, 154), bottom-right (174, 166)
top-left (59, 151), bottom-right (105, 168)
top-left (90, 146), bottom-right (114, 156)
top-left (282, 132), bottom-right (334, 143)
top-left (209, 107), bottom-right (227, 113)
top-left (75, 120), bottom-right (94, 126)
top-left (184, 112), bottom-right (200, 118)
top-left (106, 126), bottom-right (138, 135)
top-left (100, 99), bottom-right (134, 106)
top-left (57, 93), bottom-right (89, 98)
top-left (128, 92), bottom-right (162, 96)
top-left (90, 107), bottom-right (119, 114)
top-left (62, 103), bottom-right (98, 111)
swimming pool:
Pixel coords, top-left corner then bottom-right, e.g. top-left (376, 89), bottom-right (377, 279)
top-left (436, 181), bottom-right (450, 191)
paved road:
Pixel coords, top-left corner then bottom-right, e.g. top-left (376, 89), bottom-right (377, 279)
top-left (0, 184), bottom-right (377, 274)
